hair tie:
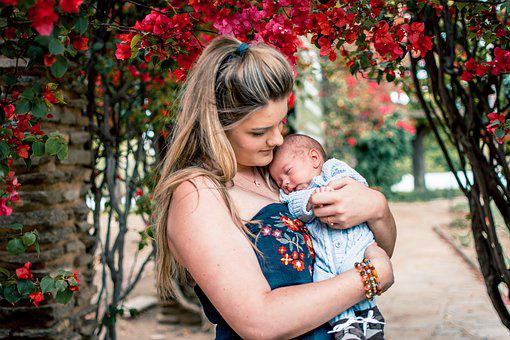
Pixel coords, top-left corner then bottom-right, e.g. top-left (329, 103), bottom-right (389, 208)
top-left (235, 42), bottom-right (249, 56)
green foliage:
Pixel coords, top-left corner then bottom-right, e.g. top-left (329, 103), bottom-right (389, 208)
top-left (352, 113), bottom-right (413, 194)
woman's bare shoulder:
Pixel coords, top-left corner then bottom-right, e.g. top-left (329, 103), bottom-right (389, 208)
top-left (170, 175), bottom-right (227, 218)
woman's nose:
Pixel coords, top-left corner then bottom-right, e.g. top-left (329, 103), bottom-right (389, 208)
top-left (267, 128), bottom-right (284, 147)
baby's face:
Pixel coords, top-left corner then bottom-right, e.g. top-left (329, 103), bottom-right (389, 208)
top-left (269, 150), bottom-right (322, 194)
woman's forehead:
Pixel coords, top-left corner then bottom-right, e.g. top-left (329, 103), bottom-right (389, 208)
top-left (244, 99), bottom-right (288, 127)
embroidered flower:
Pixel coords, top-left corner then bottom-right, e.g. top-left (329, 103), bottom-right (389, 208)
top-left (278, 246), bottom-right (287, 255)
top-left (261, 226), bottom-right (272, 236)
top-left (303, 234), bottom-right (315, 259)
top-left (280, 254), bottom-right (293, 265)
top-left (292, 260), bottom-right (305, 271)
top-left (291, 251), bottom-right (299, 259)
top-left (272, 229), bottom-right (282, 239)
top-left (299, 252), bottom-right (305, 260)
top-left (280, 215), bottom-right (300, 231)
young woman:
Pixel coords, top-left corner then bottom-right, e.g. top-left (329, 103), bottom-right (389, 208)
top-left (153, 36), bottom-right (396, 339)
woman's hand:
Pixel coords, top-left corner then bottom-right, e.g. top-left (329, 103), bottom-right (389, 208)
top-left (309, 177), bottom-right (397, 257)
top-left (309, 177), bottom-right (385, 229)
top-left (363, 243), bottom-right (394, 293)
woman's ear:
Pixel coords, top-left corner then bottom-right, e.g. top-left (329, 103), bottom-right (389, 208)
top-left (309, 148), bottom-right (322, 169)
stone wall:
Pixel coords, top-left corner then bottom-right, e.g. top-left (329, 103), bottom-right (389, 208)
top-left (0, 89), bottom-right (96, 338)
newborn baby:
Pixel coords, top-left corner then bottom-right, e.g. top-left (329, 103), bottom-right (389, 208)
top-left (269, 133), bottom-right (385, 340)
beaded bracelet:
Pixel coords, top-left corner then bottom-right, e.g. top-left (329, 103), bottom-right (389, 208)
top-left (354, 258), bottom-right (382, 301)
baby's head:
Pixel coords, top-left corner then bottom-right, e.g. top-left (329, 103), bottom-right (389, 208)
top-left (269, 134), bottom-right (326, 194)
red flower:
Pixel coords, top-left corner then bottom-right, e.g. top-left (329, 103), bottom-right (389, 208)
top-left (29, 291), bottom-right (44, 307)
top-left (173, 68), bottom-right (187, 82)
top-left (0, 198), bottom-right (12, 216)
top-left (291, 251), bottom-right (299, 259)
top-left (69, 285), bottom-right (79, 291)
top-left (73, 271), bottom-right (80, 284)
top-left (43, 54), bottom-right (56, 67)
top-left (28, 0), bottom-right (59, 36)
top-left (59, 0), bottom-right (83, 13)
top-left (279, 215), bottom-right (300, 231)
top-left (17, 145), bottom-right (30, 159)
top-left (280, 253), bottom-right (293, 265)
top-left (72, 35), bottom-right (89, 51)
top-left (396, 121), bottom-right (416, 134)
top-left (115, 43), bottom-right (131, 60)
top-left (16, 262), bottom-right (33, 280)
top-left (43, 86), bottom-right (57, 104)
top-left (299, 252), bottom-right (305, 260)
top-left (134, 188), bottom-right (143, 197)
top-left (346, 137), bottom-right (357, 147)
top-left (0, 0), bottom-right (17, 5)
top-left (2, 103), bottom-right (15, 120)
top-left (292, 259), bottom-right (305, 271)
top-left (278, 246), bottom-right (286, 255)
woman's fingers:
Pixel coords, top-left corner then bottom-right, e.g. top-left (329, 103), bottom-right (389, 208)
top-left (308, 190), bottom-right (338, 207)
top-left (326, 177), bottom-right (354, 190)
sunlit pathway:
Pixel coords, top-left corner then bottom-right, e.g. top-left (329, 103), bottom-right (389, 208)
top-left (378, 198), bottom-right (509, 339)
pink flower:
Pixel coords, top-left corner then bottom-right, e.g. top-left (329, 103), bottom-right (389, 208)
top-left (0, 198), bottom-right (12, 216)
top-left (261, 226), bottom-right (272, 236)
top-left (28, 0), bottom-right (59, 36)
top-left (115, 43), bottom-right (131, 60)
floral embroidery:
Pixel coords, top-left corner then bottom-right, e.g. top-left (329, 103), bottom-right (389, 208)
top-left (292, 259), bottom-right (305, 271)
top-left (256, 211), bottom-right (316, 274)
top-left (281, 253), bottom-right (293, 265)
top-left (261, 226), bottom-right (272, 236)
top-left (272, 229), bottom-right (282, 239)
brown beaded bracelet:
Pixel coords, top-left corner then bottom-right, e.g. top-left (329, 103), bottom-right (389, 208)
top-left (354, 258), bottom-right (382, 301)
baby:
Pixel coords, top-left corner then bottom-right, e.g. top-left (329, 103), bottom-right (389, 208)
top-left (269, 134), bottom-right (385, 340)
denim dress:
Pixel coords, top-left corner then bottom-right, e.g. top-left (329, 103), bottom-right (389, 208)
top-left (194, 203), bottom-right (333, 339)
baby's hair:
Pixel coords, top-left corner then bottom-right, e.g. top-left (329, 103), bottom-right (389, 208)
top-left (274, 133), bottom-right (327, 162)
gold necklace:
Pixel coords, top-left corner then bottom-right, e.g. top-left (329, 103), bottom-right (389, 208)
top-left (234, 168), bottom-right (278, 202)
top-left (236, 167), bottom-right (261, 187)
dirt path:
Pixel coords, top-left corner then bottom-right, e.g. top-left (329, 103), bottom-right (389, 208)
top-left (378, 198), bottom-right (509, 339)
top-left (118, 198), bottom-right (509, 339)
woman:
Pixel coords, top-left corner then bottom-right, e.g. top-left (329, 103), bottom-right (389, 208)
top-left (153, 36), bottom-right (396, 339)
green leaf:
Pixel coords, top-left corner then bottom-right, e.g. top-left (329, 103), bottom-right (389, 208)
top-left (4, 284), bottom-right (20, 304)
top-left (55, 279), bottom-right (68, 292)
top-left (22, 88), bottom-right (36, 100)
top-left (27, 45), bottom-right (43, 61)
top-left (130, 34), bottom-right (141, 49)
top-left (8, 223), bottom-right (23, 231)
top-left (50, 56), bottom-right (68, 78)
top-left (49, 37), bottom-right (64, 55)
top-left (494, 128), bottom-right (505, 139)
top-left (0, 140), bottom-right (10, 158)
top-left (45, 134), bottom-right (68, 160)
top-left (74, 16), bottom-right (88, 34)
top-left (31, 101), bottom-right (48, 118)
top-left (22, 232), bottom-right (37, 247)
top-left (35, 242), bottom-right (41, 254)
top-left (6, 238), bottom-right (26, 255)
top-left (33, 142), bottom-right (45, 157)
top-left (55, 288), bottom-right (73, 304)
top-left (386, 72), bottom-right (396, 82)
top-left (40, 276), bottom-right (55, 294)
top-left (14, 99), bottom-right (31, 114)
top-left (17, 279), bottom-right (35, 296)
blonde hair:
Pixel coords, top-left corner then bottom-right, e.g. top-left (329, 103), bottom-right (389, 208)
top-left (153, 36), bottom-right (294, 299)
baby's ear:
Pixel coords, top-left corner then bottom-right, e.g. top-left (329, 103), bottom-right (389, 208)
top-left (309, 148), bottom-right (322, 168)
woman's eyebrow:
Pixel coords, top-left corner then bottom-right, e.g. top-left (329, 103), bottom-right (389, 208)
top-left (251, 126), bottom-right (272, 131)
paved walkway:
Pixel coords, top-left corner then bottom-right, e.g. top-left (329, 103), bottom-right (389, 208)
top-left (118, 198), bottom-right (510, 339)
top-left (378, 198), bottom-right (509, 339)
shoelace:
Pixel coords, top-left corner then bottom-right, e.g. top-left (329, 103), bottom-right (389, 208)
top-left (328, 310), bottom-right (385, 336)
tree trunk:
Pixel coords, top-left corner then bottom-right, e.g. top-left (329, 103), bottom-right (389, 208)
top-left (0, 85), bottom-right (96, 338)
top-left (412, 123), bottom-right (429, 191)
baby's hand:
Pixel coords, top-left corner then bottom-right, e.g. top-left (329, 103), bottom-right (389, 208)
top-left (306, 186), bottom-right (334, 211)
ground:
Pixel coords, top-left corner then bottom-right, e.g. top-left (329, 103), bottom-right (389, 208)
top-left (117, 197), bottom-right (510, 339)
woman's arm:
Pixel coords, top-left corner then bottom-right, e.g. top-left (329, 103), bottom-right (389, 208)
top-left (168, 176), bottom-right (394, 339)
top-left (309, 177), bottom-right (397, 257)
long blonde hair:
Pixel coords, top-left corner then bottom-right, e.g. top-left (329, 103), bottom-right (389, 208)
top-left (153, 36), bottom-right (294, 298)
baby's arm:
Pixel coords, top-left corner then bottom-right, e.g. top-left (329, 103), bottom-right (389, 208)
top-left (280, 188), bottom-right (317, 223)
